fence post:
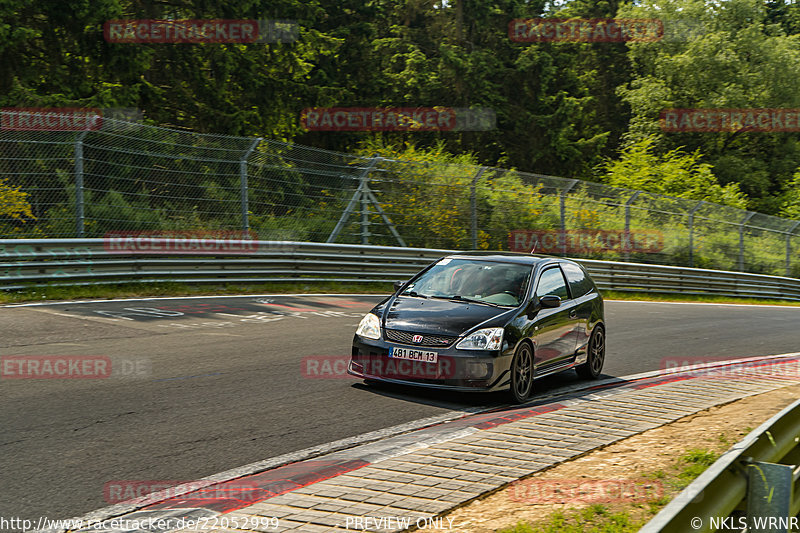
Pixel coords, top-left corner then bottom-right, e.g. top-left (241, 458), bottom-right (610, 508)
top-left (739, 211), bottom-right (755, 272)
top-left (560, 180), bottom-right (579, 256)
top-left (688, 201), bottom-right (704, 267)
top-left (787, 221), bottom-right (800, 277)
top-left (470, 167), bottom-right (487, 249)
top-left (74, 131), bottom-right (89, 238)
top-left (624, 191), bottom-right (641, 262)
top-left (361, 168), bottom-right (370, 245)
top-left (240, 138), bottom-right (261, 234)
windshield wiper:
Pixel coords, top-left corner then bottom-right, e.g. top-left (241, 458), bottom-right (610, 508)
top-left (429, 295), bottom-right (505, 308)
top-left (452, 295), bottom-right (505, 307)
top-left (401, 291), bottom-right (427, 299)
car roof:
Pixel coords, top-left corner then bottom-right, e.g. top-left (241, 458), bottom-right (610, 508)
top-left (445, 251), bottom-right (562, 266)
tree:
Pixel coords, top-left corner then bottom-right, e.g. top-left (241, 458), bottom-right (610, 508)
top-left (617, 0), bottom-right (800, 213)
top-left (601, 136), bottom-right (748, 209)
top-left (300, 0), bottom-right (622, 178)
top-left (0, 0), bottom-right (343, 139)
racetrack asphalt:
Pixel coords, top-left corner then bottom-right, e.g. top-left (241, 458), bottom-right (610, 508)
top-left (1, 295), bottom-right (799, 526)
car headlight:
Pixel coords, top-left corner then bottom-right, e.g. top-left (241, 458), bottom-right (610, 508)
top-left (356, 313), bottom-right (381, 340)
top-left (456, 328), bottom-right (504, 350)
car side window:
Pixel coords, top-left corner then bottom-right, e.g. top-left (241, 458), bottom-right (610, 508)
top-left (536, 267), bottom-right (569, 300)
top-left (561, 263), bottom-right (594, 298)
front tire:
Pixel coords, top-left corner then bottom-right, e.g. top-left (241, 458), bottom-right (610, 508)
top-left (576, 326), bottom-right (605, 379)
top-left (509, 342), bottom-right (534, 403)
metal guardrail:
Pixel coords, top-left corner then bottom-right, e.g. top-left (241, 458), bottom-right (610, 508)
top-left (641, 397), bottom-right (800, 533)
top-left (1, 239), bottom-right (800, 300)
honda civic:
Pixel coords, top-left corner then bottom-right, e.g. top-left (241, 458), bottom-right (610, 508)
top-left (349, 252), bottom-right (605, 402)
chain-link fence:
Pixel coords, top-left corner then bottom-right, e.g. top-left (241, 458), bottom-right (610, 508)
top-left (2, 111), bottom-right (799, 277)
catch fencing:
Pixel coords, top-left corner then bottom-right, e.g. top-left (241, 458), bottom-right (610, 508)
top-left (1, 111), bottom-right (799, 277)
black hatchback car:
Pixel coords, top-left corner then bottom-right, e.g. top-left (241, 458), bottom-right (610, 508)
top-left (349, 252), bottom-right (605, 402)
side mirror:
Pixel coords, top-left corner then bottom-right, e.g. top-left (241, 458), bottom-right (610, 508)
top-left (393, 280), bottom-right (406, 293)
top-left (539, 295), bottom-right (561, 308)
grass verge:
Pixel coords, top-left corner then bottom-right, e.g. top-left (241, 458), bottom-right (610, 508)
top-left (603, 290), bottom-right (800, 307)
top-left (0, 281), bottom-right (395, 304)
top-left (1, 283), bottom-right (798, 306)
top-left (497, 447), bottom-right (721, 533)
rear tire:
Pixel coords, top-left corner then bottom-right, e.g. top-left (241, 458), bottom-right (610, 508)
top-left (509, 342), bottom-right (534, 403)
top-left (576, 326), bottom-right (605, 379)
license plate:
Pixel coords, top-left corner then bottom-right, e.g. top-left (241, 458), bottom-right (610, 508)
top-left (388, 347), bottom-right (438, 363)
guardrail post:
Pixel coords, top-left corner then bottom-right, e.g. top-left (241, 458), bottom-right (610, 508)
top-left (746, 462), bottom-right (793, 532)
top-left (560, 179), bottom-right (579, 256)
top-left (74, 131), bottom-right (89, 238)
top-left (688, 201), bottom-right (704, 268)
top-left (786, 221), bottom-right (800, 277)
top-left (739, 211), bottom-right (756, 272)
top-left (470, 167), bottom-right (487, 249)
top-left (624, 191), bottom-right (641, 262)
top-left (240, 138), bottom-right (261, 234)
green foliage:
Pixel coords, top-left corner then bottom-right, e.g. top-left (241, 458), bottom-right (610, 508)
top-left (601, 137), bottom-right (748, 209)
top-left (678, 448), bottom-right (719, 482)
top-left (0, 176), bottom-right (36, 237)
top-left (497, 507), bottom-right (642, 532)
top-left (355, 139), bottom-right (480, 249)
top-left (1, 0), bottom-right (800, 217)
top-left (480, 171), bottom-right (560, 249)
top-left (2, 0), bottom-right (800, 279)
top-left (780, 170), bottom-right (800, 220)
top-left (0, 0), bottom-right (342, 139)
top-left (617, 0), bottom-right (800, 211)
top-left (0, 177), bottom-right (34, 220)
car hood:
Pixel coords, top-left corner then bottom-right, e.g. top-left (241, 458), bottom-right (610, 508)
top-left (381, 296), bottom-right (513, 337)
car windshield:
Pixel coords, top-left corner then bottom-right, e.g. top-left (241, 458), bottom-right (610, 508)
top-left (402, 258), bottom-right (532, 306)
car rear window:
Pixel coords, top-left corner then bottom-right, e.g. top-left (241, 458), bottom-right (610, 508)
top-left (561, 262), bottom-right (595, 298)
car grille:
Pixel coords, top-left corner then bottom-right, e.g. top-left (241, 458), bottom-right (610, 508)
top-left (384, 329), bottom-right (457, 347)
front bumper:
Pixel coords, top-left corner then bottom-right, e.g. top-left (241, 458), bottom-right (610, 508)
top-left (349, 335), bottom-right (513, 392)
